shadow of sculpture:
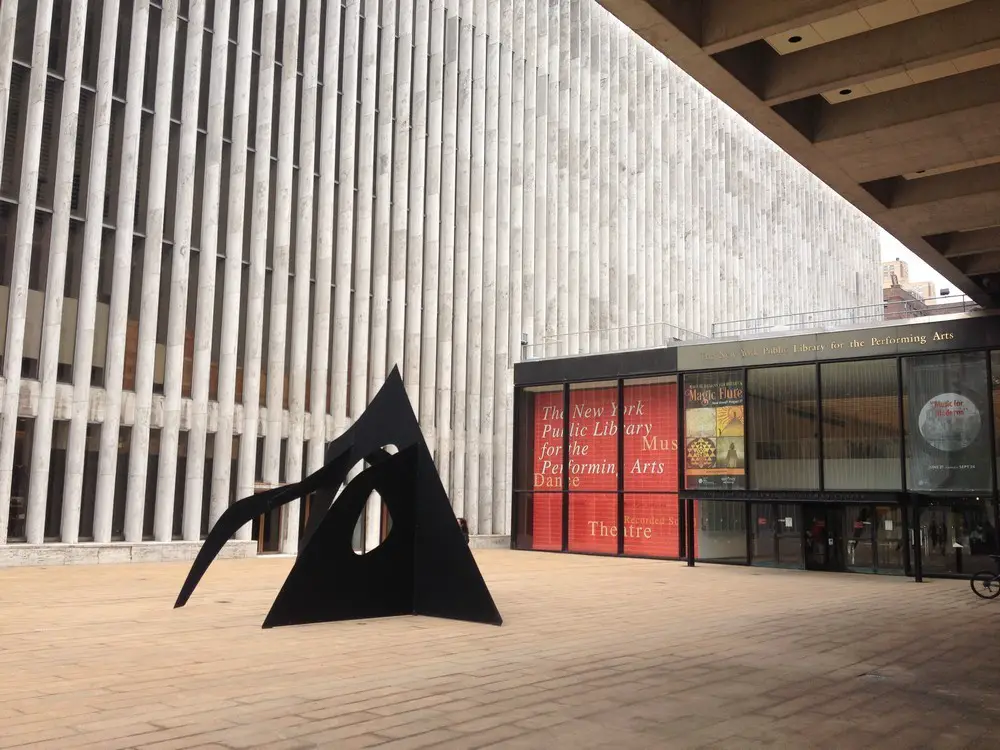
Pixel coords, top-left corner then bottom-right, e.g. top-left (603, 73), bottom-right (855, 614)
top-left (174, 366), bottom-right (503, 628)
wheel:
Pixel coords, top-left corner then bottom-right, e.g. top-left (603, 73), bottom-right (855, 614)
top-left (970, 571), bottom-right (1000, 599)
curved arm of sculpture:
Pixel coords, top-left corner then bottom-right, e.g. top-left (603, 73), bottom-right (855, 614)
top-left (174, 453), bottom-right (350, 609)
top-left (175, 366), bottom-right (420, 609)
top-left (298, 448), bottom-right (394, 551)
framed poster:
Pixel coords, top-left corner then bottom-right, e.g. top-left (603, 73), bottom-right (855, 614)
top-left (684, 371), bottom-right (746, 490)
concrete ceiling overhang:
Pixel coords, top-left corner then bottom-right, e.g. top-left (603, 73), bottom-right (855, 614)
top-left (598, 0), bottom-right (1000, 305)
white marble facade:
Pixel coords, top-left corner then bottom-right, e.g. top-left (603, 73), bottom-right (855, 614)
top-left (0, 0), bottom-right (881, 559)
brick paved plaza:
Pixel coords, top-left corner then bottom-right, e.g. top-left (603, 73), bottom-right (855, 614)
top-left (2, 550), bottom-right (999, 749)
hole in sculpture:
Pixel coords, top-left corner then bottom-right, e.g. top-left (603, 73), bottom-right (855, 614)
top-left (338, 445), bottom-right (398, 556)
top-left (352, 490), bottom-right (391, 555)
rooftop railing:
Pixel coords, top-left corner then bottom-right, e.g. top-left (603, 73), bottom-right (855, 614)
top-left (710, 295), bottom-right (978, 339)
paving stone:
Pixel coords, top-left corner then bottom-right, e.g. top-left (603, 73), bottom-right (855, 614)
top-left (0, 551), bottom-right (998, 748)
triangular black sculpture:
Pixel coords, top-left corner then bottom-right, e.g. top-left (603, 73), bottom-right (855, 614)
top-left (174, 366), bottom-right (503, 628)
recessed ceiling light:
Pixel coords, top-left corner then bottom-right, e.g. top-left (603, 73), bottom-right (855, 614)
top-left (788, 35), bottom-right (803, 43)
top-left (839, 89), bottom-right (852, 95)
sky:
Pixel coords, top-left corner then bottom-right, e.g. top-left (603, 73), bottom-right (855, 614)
top-left (879, 231), bottom-right (955, 296)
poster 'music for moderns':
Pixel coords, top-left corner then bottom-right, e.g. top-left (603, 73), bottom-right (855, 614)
top-left (684, 371), bottom-right (746, 490)
top-left (907, 355), bottom-right (993, 492)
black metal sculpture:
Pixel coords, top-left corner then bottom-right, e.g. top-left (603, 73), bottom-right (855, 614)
top-left (174, 367), bottom-right (503, 628)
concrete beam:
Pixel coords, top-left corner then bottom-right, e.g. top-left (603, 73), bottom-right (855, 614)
top-left (870, 164), bottom-right (1000, 236)
top-left (957, 252), bottom-right (1000, 277)
top-left (700, 0), bottom-right (886, 54)
top-left (934, 227), bottom-right (1000, 259)
top-left (760, 0), bottom-right (1000, 106)
top-left (811, 67), bottom-right (1000, 182)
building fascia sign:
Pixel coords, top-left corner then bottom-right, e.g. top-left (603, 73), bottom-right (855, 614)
top-left (676, 317), bottom-right (1000, 371)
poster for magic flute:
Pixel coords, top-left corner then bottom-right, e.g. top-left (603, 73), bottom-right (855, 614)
top-left (906, 357), bottom-right (993, 493)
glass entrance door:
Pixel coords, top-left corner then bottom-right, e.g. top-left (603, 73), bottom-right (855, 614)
top-left (751, 503), bottom-right (802, 568)
top-left (918, 499), bottom-right (999, 576)
top-left (875, 505), bottom-right (905, 573)
top-left (845, 505), bottom-right (876, 572)
top-left (804, 505), bottom-right (846, 571)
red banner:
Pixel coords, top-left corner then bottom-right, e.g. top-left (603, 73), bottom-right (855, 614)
top-left (531, 391), bottom-right (564, 550)
top-left (623, 382), bottom-right (679, 557)
top-left (531, 382), bottom-right (679, 556)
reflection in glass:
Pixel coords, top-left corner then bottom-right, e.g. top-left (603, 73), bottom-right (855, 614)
top-left (993, 351), bottom-right (999, 489)
top-left (903, 352), bottom-right (992, 493)
top-left (845, 505), bottom-right (875, 572)
top-left (696, 500), bottom-right (747, 563)
top-left (748, 365), bottom-right (819, 490)
top-left (624, 495), bottom-right (680, 558)
top-left (568, 382), bottom-right (618, 554)
top-left (8, 419), bottom-right (34, 542)
top-left (919, 500), bottom-right (998, 575)
top-left (875, 506), bottom-right (905, 573)
top-left (515, 386), bottom-right (566, 551)
top-left (624, 377), bottom-right (680, 558)
top-left (821, 360), bottom-right (901, 490)
top-left (803, 505), bottom-right (845, 571)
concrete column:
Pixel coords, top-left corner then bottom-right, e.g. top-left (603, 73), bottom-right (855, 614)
top-left (544, 6), bottom-right (558, 357)
top-left (369, 0), bottom-right (396, 399)
top-left (451, 11), bottom-right (472, 516)
top-left (577, 3), bottom-right (590, 355)
top-left (508, 47), bottom-right (525, 539)
top-left (307, 0), bottom-right (343, 475)
top-left (481, 22), bottom-right (501, 536)
top-left (634, 48), bottom-right (645, 350)
top-left (126, 1), bottom-right (178, 543)
top-left (183, 0), bottom-right (231, 541)
top-left (646, 65), bottom-right (670, 346)
top-left (467, 5), bottom-right (489, 534)
top-left (26, 0), bottom-right (87, 544)
top-left (609, 26), bottom-right (622, 350)
top-left (286, 0), bottom-right (320, 551)
top-left (418, 0), bottom-right (443, 439)
top-left (353, 0), bottom-right (380, 550)
top-left (600, 15), bottom-right (612, 350)
top-left (520, 4), bottom-right (535, 360)
top-left (237, 0), bottom-right (278, 510)
top-left (404, 0), bottom-right (429, 415)
top-left (388, 0), bottom-right (412, 399)
top-left (62, 0), bottom-right (121, 544)
top-left (157, 0), bottom-right (205, 542)
top-left (533, 5), bottom-right (547, 356)
top-left (265, 0), bottom-right (299, 550)
top-left (0, 0), bottom-right (19, 183)
top-left (588, 4), bottom-right (600, 353)
top-left (557, 0), bottom-right (571, 357)
top-left (211, 0), bottom-right (255, 534)
top-left (93, 0), bottom-right (150, 543)
top-left (329, 0), bottom-right (360, 448)
top-left (434, 6), bottom-right (458, 503)
top-left (0, 0), bottom-right (54, 543)
top-left (575, 4), bottom-right (588, 358)
top-left (492, 43), bottom-right (511, 535)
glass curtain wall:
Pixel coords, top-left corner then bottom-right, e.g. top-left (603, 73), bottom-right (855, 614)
top-left (568, 381), bottom-right (619, 554)
top-left (820, 359), bottom-right (902, 491)
top-left (903, 352), bottom-right (993, 494)
top-left (514, 385), bottom-right (565, 551)
top-left (748, 365), bottom-right (820, 490)
top-left (623, 377), bottom-right (680, 558)
top-left (993, 351), bottom-right (999, 489)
